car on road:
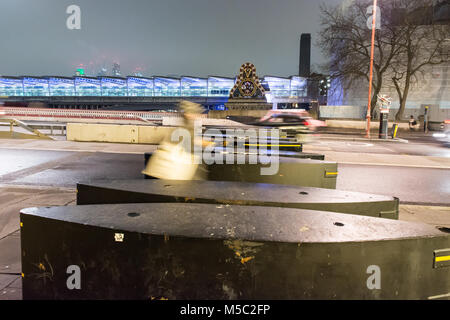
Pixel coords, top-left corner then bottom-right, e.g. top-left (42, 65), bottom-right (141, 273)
top-left (432, 119), bottom-right (450, 146)
top-left (228, 110), bottom-right (325, 143)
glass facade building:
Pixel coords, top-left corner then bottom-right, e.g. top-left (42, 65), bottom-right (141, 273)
top-left (290, 76), bottom-right (308, 97)
top-left (0, 75), bottom-right (308, 98)
top-left (48, 77), bottom-right (75, 96)
top-left (100, 77), bottom-right (127, 96)
top-left (181, 77), bottom-right (208, 97)
top-left (74, 77), bottom-right (101, 96)
top-left (0, 77), bottom-right (23, 96)
top-left (207, 77), bottom-right (235, 97)
top-left (23, 77), bottom-right (49, 96)
top-left (127, 77), bottom-right (153, 96)
top-left (154, 77), bottom-right (181, 97)
top-left (263, 77), bottom-right (291, 97)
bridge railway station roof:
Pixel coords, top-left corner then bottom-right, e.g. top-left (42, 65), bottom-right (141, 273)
top-left (0, 75), bottom-right (309, 99)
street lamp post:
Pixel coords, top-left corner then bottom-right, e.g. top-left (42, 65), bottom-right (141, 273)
top-left (366, 0), bottom-right (378, 138)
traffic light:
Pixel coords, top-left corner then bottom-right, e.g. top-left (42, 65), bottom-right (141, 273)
top-left (319, 77), bottom-right (330, 96)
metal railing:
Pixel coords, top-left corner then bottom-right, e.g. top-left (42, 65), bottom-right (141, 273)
top-left (0, 107), bottom-right (206, 123)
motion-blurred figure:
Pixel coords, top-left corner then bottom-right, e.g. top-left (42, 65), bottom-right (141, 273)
top-left (142, 100), bottom-right (207, 180)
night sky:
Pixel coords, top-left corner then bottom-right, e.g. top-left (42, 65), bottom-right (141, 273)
top-left (0, 0), bottom-right (341, 78)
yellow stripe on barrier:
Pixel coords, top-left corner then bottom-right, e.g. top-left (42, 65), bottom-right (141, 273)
top-left (244, 144), bottom-right (302, 147)
top-left (435, 255), bottom-right (450, 263)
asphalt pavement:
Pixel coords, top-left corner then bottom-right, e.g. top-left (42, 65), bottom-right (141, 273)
top-left (0, 137), bottom-right (448, 203)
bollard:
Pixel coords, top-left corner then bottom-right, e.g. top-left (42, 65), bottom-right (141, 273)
top-left (391, 123), bottom-right (399, 139)
top-left (424, 106), bottom-right (429, 133)
top-left (378, 112), bottom-right (389, 139)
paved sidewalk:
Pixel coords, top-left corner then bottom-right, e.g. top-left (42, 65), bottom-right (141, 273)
top-left (302, 147), bottom-right (450, 169)
top-left (318, 133), bottom-right (409, 143)
top-left (317, 126), bottom-right (437, 140)
top-left (0, 185), bottom-right (76, 300)
top-left (0, 138), bottom-right (157, 154)
top-left (0, 231), bottom-right (21, 300)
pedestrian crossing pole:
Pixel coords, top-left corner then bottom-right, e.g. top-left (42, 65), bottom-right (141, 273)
top-left (366, 0), bottom-right (378, 139)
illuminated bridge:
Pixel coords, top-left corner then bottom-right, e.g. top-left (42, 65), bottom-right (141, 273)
top-left (0, 75), bottom-right (312, 111)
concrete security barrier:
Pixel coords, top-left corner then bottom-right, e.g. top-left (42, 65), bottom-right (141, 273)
top-left (207, 157), bottom-right (338, 189)
top-left (142, 151), bottom-right (326, 177)
top-left (20, 203), bottom-right (450, 299)
top-left (137, 126), bottom-right (175, 144)
top-left (67, 123), bottom-right (175, 144)
top-left (67, 123), bottom-right (138, 143)
top-left (199, 149), bottom-right (324, 160)
top-left (142, 151), bottom-right (337, 189)
top-left (76, 179), bottom-right (399, 219)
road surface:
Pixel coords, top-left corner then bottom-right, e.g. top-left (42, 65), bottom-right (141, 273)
top-left (0, 139), bottom-right (448, 204)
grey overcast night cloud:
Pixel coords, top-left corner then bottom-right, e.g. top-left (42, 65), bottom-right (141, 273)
top-left (0, 0), bottom-right (341, 78)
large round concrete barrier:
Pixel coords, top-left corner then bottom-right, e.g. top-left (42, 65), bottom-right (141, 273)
top-left (77, 179), bottom-right (399, 219)
top-left (20, 203), bottom-right (450, 299)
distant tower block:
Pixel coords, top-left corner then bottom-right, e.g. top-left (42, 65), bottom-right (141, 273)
top-left (97, 67), bottom-right (107, 77)
top-left (112, 63), bottom-right (121, 77)
top-left (299, 34), bottom-right (311, 77)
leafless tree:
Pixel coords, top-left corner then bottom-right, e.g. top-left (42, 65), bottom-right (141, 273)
top-left (318, 0), bottom-right (402, 117)
top-left (390, 0), bottom-right (450, 120)
top-left (318, 0), bottom-right (449, 120)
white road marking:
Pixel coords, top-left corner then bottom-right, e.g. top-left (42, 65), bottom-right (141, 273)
top-left (313, 141), bottom-right (374, 147)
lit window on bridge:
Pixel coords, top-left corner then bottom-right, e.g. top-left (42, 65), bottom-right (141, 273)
top-left (181, 77), bottom-right (208, 97)
top-left (101, 77), bottom-right (127, 96)
top-left (127, 77), bottom-right (154, 96)
top-left (23, 77), bottom-right (50, 97)
top-left (207, 77), bottom-right (234, 97)
top-left (74, 77), bottom-right (101, 96)
top-left (48, 77), bottom-right (75, 96)
top-left (0, 77), bottom-right (23, 96)
top-left (154, 77), bottom-right (181, 97)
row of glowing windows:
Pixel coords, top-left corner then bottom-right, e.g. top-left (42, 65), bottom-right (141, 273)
top-left (0, 77), bottom-right (308, 97)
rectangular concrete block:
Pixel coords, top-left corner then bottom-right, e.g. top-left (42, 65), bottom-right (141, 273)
top-left (67, 123), bottom-right (138, 143)
top-left (66, 123), bottom-right (175, 144)
top-left (137, 126), bottom-right (175, 144)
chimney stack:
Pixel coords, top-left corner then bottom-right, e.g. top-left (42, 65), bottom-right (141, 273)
top-left (299, 33), bottom-right (311, 77)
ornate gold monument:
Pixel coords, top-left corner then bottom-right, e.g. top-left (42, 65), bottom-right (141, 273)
top-left (225, 62), bottom-right (272, 111)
